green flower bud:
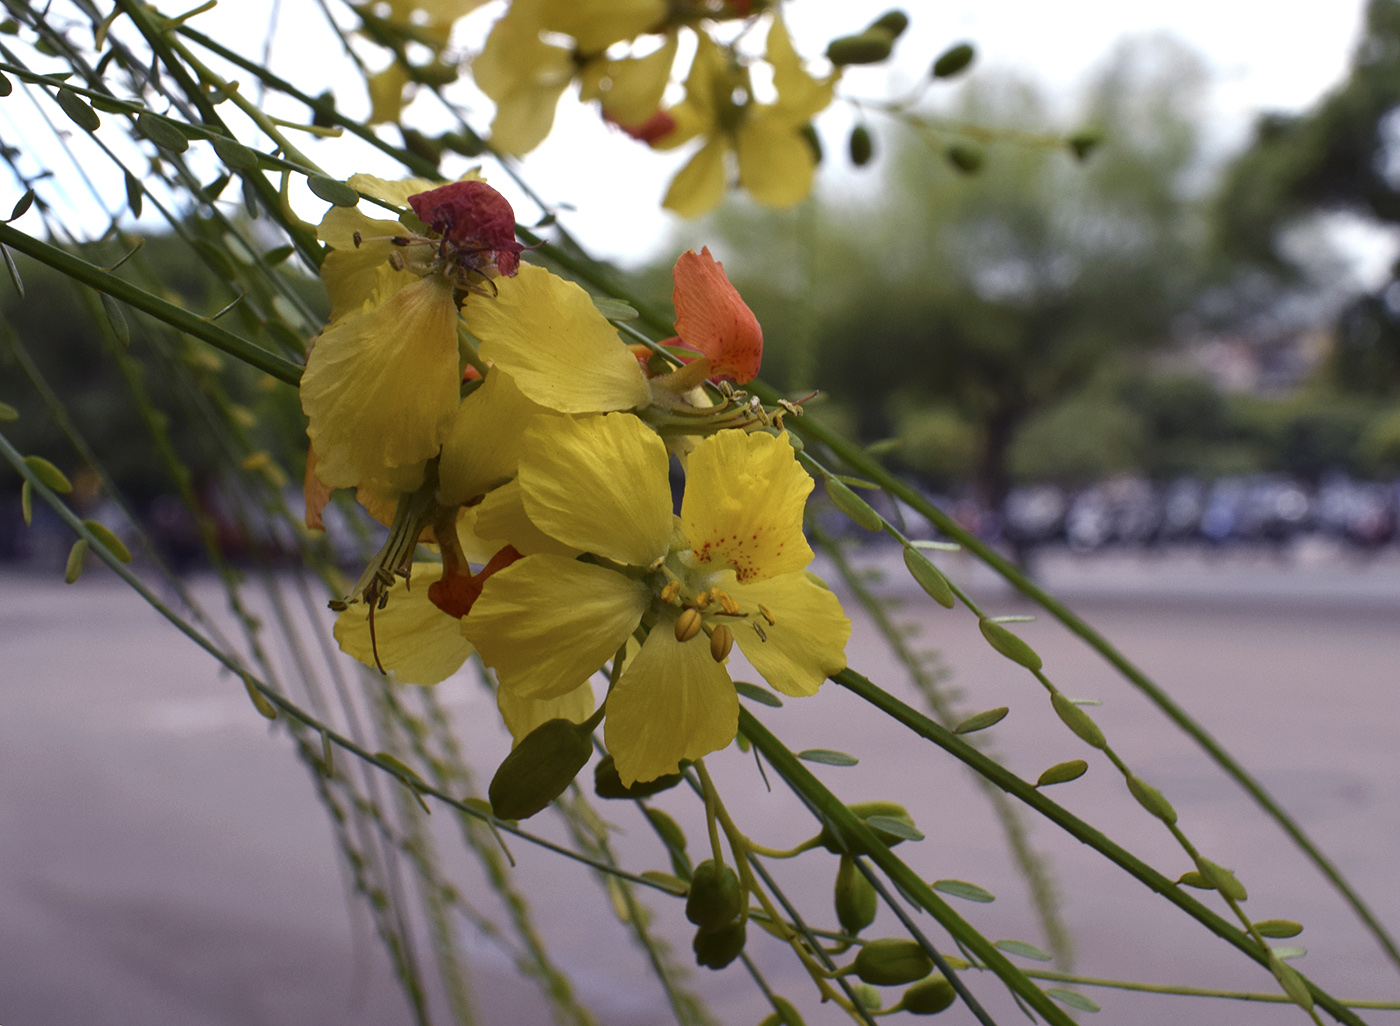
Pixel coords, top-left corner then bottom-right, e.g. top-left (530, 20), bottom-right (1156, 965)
top-left (849, 982), bottom-right (882, 1011)
top-left (834, 854), bottom-right (878, 935)
top-left (488, 718), bottom-right (593, 820)
top-left (869, 10), bottom-right (909, 38)
top-left (852, 937), bottom-right (933, 986)
top-left (848, 124), bottom-right (874, 167)
top-left (945, 142), bottom-right (984, 175)
top-left (827, 29), bottom-right (894, 66)
top-left (819, 801), bottom-right (918, 854)
top-left (931, 43), bottom-right (975, 79)
top-left (693, 918), bottom-right (747, 970)
top-left (686, 859), bottom-right (744, 929)
top-left (902, 974), bottom-right (956, 1014)
top-left (593, 753), bottom-right (683, 800)
top-left (757, 996), bottom-right (806, 1026)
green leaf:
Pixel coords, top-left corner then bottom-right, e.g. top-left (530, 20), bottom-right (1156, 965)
top-left (1177, 870), bottom-right (1211, 889)
top-left (1126, 774), bottom-right (1177, 825)
top-left (210, 135), bottom-right (259, 170)
top-left (734, 681), bottom-right (782, 707)
top-left (639, 870), bottom-right (688, 896)
top-left (1254, 919), bottom-right (1304, 939)
top-left (23, 455), bottom-right (73, 493)
top-left (82, 518), bottom-right (132, 563)
top-left (911, 539), bottom-right (960, 551)
top-left (592, 296), bottom-right (639, 321)
top-left (55, 87), bottom-right (100, 131)
top-left (979, 618), bottom-right (1042, 671)
top-left (307, 174), bottom-right (360, 207)
top-left (1045, 987), bottom-right (1099, 1012)
top-left (0, 401), bottom-right (17, 421)
top-left (953, 706), bottom-right (1008, 734)
top-left (64, 538), bottom-right (87, 583)
top-left (101, 293), bottom-right (130, 345)
top-left (797, 748), bottom-right (859, 767)
top-left (8, 188), bottom-right (34, 221)
top-left (1051, 691), bottom-right (1106, 748)
top-left (375, 751), bottom-right (428, 787)
top-left (20, 479), bottom-right (32, 525)
top-left (1271, 945), bottom-right (1306, 960)
top-left (1036, 759), bottom-right (1088, 787)
top-left (932, 42), bottom-right (975, 78)
top-left (124, 171), bottom-right (142, 218)
top-left (995, 939), bottom-right (1053, 962)
top-left (243, 675), bottom-right (278, 720)
top-left (0, 71), bottom-right (11, 96)
top-left (263, 244), bottom-right (295, 265)
top-left (902, 545), bottom-right (954, 608)
top-left (2, 241), bottom-right (23, 297)
top-left (865, 815), bottom-right (923, 842)
top-left (1196, 857), bottom-right (1248, 902)
top-left (932, 878), bottom-right (995, 903)
top-left (136, 112), bottom-right (190, 151)
top-left (824, 474), bottom-right (883, 531)
top-left (1271, 957), bottom-right (1314, 1011)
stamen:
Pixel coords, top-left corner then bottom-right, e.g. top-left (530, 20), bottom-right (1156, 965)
top-left (709, 624), bottom-right (733, 662)
top-left (695, 590), bottom-right (713, 611)
top-left (758, 604), bottom-right (776, 626)
top-left (661, 580), bottom-right (682, 605)
top-left (675, 607), bottom-right (703, 643)
top-left (352, 230), bottom-right (363, 248)
top-left (753, 621), bottom-right (767, 642)
top-left (713, 589), bottom-right (740, 616)
top-left (387, 251), bottom-right (405, 272)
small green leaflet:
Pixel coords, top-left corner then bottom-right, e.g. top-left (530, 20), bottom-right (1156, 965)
top-left (1254, 919), bottom-right (1303, 939)
top-left (1046, 988), bottom-right (1099, 1012)
top-left (932, 879), bottom-right (995, 903)
top-left (1271, 946), bottom-right (1306, 961)
top-left (953, 706), bottom-right (1008, 734)
top-left (1036, 759), bottom-right (1088, 787)
top-left (865, 815), bottom-right (923, 842)
top-left (734, 681), bottom-right (782, 707)
top-left (592, 296), bottom-right (639, 321)
top-left (995, 939), bottom-right (1053, 962)
top-left (797, 748), bottom-right (858, 767)
top-left (307, 175), bottom-right (360, 207)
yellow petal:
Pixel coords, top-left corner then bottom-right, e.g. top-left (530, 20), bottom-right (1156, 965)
top-left (681, 429), bottom-right (813, 582)
top-left (473, 477), bottom-right (582, 558)
top-left (767, 12), bottom-right (835, 120)
top-left (464, 554), bottom-right (647, 699)
top-left (474, 0), bottom-right (575, 156)
top-left (333, 562), bottom-right (474, 684)
top-left (318, 206), bottom-right (407, 250)
top-left (498, 680), bottom-right (595, 747)
top-left (653, 33), bottom-right (725, 151)
top-left (469, 264), bottom-right (650, 413)
top-left (544, 0), bottom-right (665, 53)
top-left (519, 412), bottom-right (673, 566)
top-left (347, 173), bottom-right (453, 209)
top-left (605, 613), bottom-right (738, 785)
top-left (727, 571), bottom-right (849, 697)
top-left (367, 62), bottom-right (413, 125)
top-left (591, 33), bottom-right (678, 127)
top-left (301, 273), bottom-right (460, 489)
top-left (663, 136), bottom-right (729, 218)
top-left (736, 110), bottom-right (817, 210)
top-left (318, 209), bottom-right (409, 323)
top-left (438, 370), bottom-right (543, 506)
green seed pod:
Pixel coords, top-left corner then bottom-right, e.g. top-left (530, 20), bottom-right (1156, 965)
top-left (1196, 857), bottom-right (1248, 902)
top-left (869, 10), bottom-right (909, 38)
top-left (693, 917), bottom-right (746, 970)
top-left (1271, 957), bottom-right (1314, 1012)
top-left (1126, 774), bottom-right (1177, 824)
top-left (819, 800), bottom-right (917, 854)
top-left (826, 29), bottom-right (894, 67)
top-left (1051, 692), bottom-right (1106, 749)
top-left (849, 982), bottom-right (882, 1011)
top-left (23, 455), bottom-right (73, 494)
top-left (593, 754), bottom-right (683, 799)
top-left (978, 618), bottom-right (1041, 670)
top-left (835, 854), bottom-right (878, 935)
top-left (64, 538), bottom-right (87, 584)
top-left (901, 974), bottom-right (956, 1014)
top-left (686, 859), bottom-right (744, 929)
top-left (931, 43), bottom-right (976, 79)
top-left (488, 718), bottom-right (593, 820)
top-left (852, 937), bottom-right (933, 986)
top-left (849, 124), bottom-right (874, 167)
top-left (944, 143), bottom-right (984, 175)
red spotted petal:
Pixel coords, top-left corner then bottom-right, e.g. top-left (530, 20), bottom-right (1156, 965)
top-left (408, 180), bottom-right (524, 275)
top-left (671, 247), bottom-right (763, 384)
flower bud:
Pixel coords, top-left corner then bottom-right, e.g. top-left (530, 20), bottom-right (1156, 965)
top-left (693, 918), bottom-right (746, 970)
top-left (901, 974), bottom-right (956, 1014)
top-left (931, 42), bottom-right (975, 79)
top-left (675, 607), bottom-right (703, 642)
top-left (488, 718), bottom-right (593, 820)
top-left (686, 859), bottom-right (744, 929)
top-left (594, 753), bottom-right (683, 800)
top-left (819, 801), bottom-right (918, 854)
top-left (869, 10), bottom-right (909, 38)
top-left (834, 854), bottom-right (878, 935)
top-left (826, 29), bottom-right (894, 66)
top-left (852, 938), bottom-right (933, 986)
top-left (848, 124), bottom-right (874, 167)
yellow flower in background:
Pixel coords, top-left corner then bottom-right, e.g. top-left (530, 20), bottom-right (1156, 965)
top-left (654, 16), bottom-right (837, 217)
top-left (464, 414), bottom-right (849, 785)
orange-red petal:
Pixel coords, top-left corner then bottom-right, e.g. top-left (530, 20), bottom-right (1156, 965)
top-left (671, 247), bottom-right (762, 384)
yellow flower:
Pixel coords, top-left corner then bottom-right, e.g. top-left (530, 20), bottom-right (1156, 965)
top-left (334, 561), bottom-right (474, 684)
top-left (464, 414), bottom-right (849, 784)
top-left (654, 16), bottom-right (837, 217)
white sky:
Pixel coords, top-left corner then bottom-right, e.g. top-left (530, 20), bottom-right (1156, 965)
top-left (4, 1), bottom-right (1374, 268)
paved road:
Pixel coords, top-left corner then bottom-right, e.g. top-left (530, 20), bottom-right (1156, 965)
top-left (2, 552), bottom-right (1398, 1024)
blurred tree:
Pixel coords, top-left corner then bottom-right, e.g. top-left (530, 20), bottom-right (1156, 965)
top-left (696, 36), bottom-right (1211, 512)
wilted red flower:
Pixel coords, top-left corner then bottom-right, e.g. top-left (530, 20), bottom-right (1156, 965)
top-left (409, 180), bottom-right (524, 276)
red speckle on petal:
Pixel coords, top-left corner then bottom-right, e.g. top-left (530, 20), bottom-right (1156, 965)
top-left (671, 247), bottom-right (763, 384)
top-left (408, 180), bottom-right (524, 276)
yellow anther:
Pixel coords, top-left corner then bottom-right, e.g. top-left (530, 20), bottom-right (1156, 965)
top-left (713, 589), bottom-right (740, 616)
top-left (661, 580), bottom-right (682, 605)
top-left (709, 624), bottom-right (733, 662)
top-left (695, 590), bottom-right (713, 611)
top-left (675, 607), bottom-right (703, 643)
top-left (758, 604), bottom-right (776, 626)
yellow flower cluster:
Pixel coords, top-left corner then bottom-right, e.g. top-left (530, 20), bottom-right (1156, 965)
top-left (305, 177), bottom-right (849, 786)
